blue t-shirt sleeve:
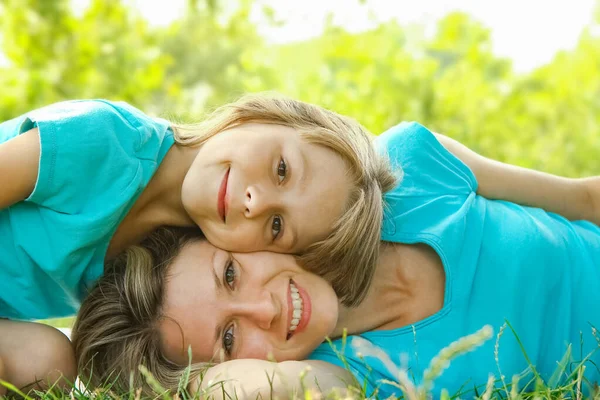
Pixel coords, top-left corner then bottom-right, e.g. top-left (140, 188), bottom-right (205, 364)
top-left (0, 114), bottom-right (29, 143)
top-left (0, 101), bottom-right (175, 320)
top-left (375, 122), bottom-right (478, 240)
top-left (376, 121), bottom-right (477, 199)
top-left (17, 100), bottom-right (171, 213)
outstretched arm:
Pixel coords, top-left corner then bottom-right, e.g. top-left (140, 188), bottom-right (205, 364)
top-left (190, 359), bottom-right (356, 400)
top-left (435, 133), bottom-right (600, 226)
top-left (0, 128), bottom-right (40, 209)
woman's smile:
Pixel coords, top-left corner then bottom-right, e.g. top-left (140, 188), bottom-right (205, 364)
top-left (287, 279), bottom-right (311, 340)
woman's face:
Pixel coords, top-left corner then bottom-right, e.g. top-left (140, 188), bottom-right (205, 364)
top-left (159, 240), bottom-right (339, 365)
top-left (181, 123), bottom-right (352, 254)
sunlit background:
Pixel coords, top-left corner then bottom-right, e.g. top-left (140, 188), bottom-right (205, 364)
top-left (109, 0), bottom-right (597, 73)
top-left (1, 0), bottom-right (599, 183)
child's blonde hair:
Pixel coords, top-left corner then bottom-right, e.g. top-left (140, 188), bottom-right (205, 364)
top-left (172, 93), bottom-right (396, 306)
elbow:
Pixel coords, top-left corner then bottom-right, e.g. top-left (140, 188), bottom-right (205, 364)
top-left (190, 360), bottom-right (278, 400)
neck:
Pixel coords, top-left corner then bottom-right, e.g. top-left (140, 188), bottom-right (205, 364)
top-left (330, 243), bottom-right (445, 339)
top-left (107, 143), bottom-right (200, 258)
top-left (331, 268), bottom-right (409, 338)
top-left (137, 143), bottom-right (199, 228)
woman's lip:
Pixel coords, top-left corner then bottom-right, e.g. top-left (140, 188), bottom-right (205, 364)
top-left (217, 168), bottom-right (231, 222)
top-left (217, 168), bottom-right (230, 222)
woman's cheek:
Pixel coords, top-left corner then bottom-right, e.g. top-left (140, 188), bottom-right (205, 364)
top-left (236, 333), bottom-right (274, 361)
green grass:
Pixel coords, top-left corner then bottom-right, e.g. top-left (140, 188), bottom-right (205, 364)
top-left (3, 323), bottom-right (599, 399)
top-left (1, 360), bottom-right (597, 399)
top-left (3, 364), bottom-right (597, 400)
top-left (39, 317), bottom-right (75, 329)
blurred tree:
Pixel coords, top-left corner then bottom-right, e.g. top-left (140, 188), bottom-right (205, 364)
top-left (236, 20), bottom-right (437, 133)
top-left (0, 0), bottom-right (175, 119)
top-left (0, 0), bottom-right (597, 177)
top-left (156, 0), bottom-right (271, 116)
top-left (236, 10), bottom-right (598, 177)
top-left (495, 20), bottom-right (600, 176)
top-left (237, 13), bottom-right (511, 139)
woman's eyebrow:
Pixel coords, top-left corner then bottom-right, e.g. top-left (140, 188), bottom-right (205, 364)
top-left (211, 249), bottom-right (224, 352)
top-left (288, 225), bottom-right (298, 250)
top-left (213, 321), bottom-right (224, 356)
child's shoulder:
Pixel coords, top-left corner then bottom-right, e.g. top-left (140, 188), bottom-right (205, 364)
top-left (25, 99), bottom-right (172, 154)
top-left (22, 99), bottom-right (174, 212)
top-left (27, 99), bottom-right (152, 129)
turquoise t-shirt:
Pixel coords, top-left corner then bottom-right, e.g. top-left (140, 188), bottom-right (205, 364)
top-left (309, 122), bottom-right (600, 398)
top-left (0, 100), bottom-right (175, 320)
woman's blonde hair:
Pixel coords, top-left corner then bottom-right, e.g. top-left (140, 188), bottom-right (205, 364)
top-left (172, 93), bottom-right (396, 306)
top-left (72, 228), bottom-right (206, 394)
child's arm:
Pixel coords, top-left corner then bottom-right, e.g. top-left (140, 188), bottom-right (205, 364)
top-left (0, 128), bottom-right (40, 209)
top-left (190, 359), bottom-right (355, 399)
top-left (434, 133), bottom-right (600, 225)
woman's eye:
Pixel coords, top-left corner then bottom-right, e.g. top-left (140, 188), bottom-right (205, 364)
top-left (224, 260), bottom-right (236, 289)
top-left (277, 158), bottom-right (287, 183)
top-left (223, 325), bottom-right (235, 356)
top-left (271, 216), bottom-right (282, 240)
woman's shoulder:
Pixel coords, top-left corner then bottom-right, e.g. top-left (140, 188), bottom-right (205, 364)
top-left (374, 121), bottom-right (433, 155)
top-left (374, 121), bottom-right (460, 183)
top-left (376, 121), bottom-right (477, 202)
top-left (375, 121), bottom-right (478, 249)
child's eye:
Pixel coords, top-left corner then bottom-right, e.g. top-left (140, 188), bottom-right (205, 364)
top-left (277, 158), bottom-right (287, 183)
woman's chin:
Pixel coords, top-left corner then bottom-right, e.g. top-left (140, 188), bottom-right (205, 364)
top-left (267, 339), bottom-right (325, 362)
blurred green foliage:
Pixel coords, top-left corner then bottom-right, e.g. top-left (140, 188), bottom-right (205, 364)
top-left (1, 0), bottom-right (598, 176)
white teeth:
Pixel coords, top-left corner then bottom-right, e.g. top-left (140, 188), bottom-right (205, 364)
top-left (289, 282), bottom-right (303, 334)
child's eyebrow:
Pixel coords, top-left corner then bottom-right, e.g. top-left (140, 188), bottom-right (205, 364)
top-left (289, 224), bottom-right (298, 251)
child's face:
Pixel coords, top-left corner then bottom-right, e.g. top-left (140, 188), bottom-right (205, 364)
top-left (158, 240), bottom-right (339, 365)
top-left (181, 123), bottom-right (351, 254)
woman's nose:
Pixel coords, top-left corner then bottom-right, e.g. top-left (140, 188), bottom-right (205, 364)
top-left (234, 292), bottom-right (279, 330)
top-left (244, 185), bottom-right (276, 218)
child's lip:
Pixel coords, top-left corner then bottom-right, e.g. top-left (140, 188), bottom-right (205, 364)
top-left (217, 168), bottom-right (230, 222)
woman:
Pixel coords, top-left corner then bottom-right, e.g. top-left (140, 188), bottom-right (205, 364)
top-left (0, 94), bottom-right (394, 394)
top-left (73, 122), bottom-right (600, 398)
